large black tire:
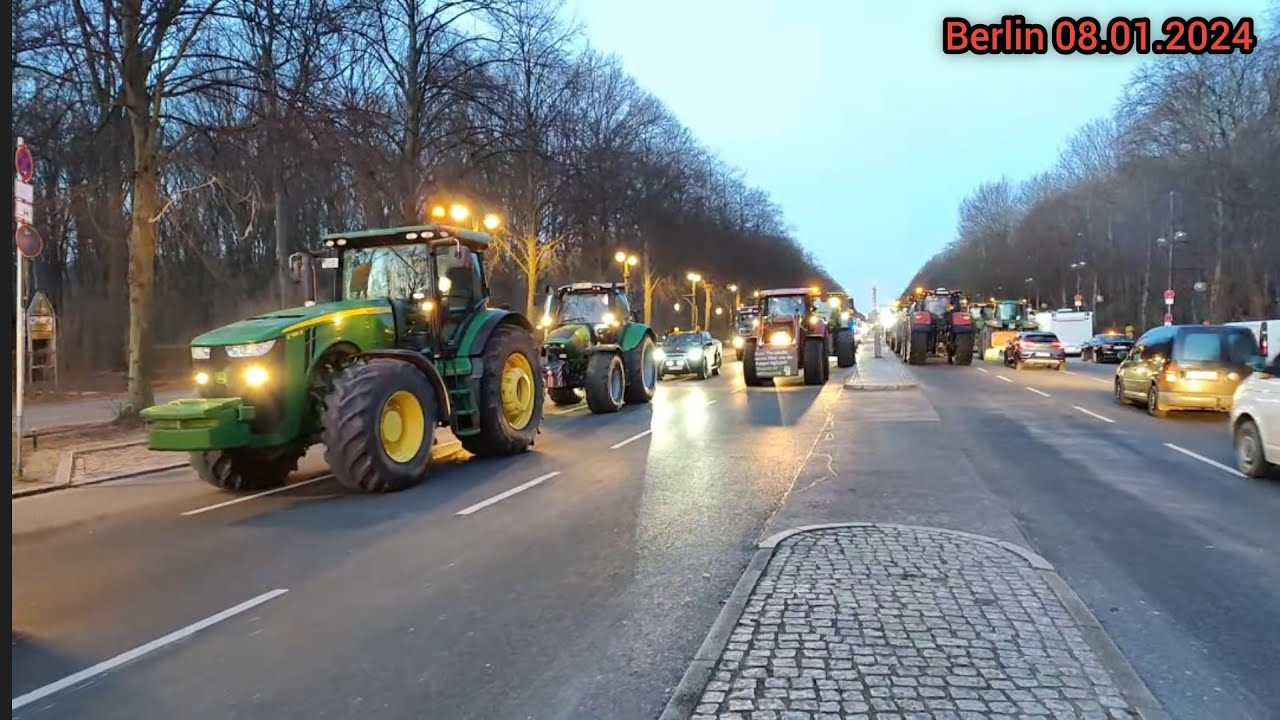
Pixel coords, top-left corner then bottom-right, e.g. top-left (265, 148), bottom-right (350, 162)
top-left (803, 337), bottom-right (826, 385)
top-left (322, 359), bottom-right (437, 493)
top-left (460, 325), bottom-right (544, 458)
top-left (954, 334), bottom-right (974, 366)
top-left (835, 330), bottom-right (855, 368)
top-left (908, 332), bottom-right (927, 365)
top-left (190, 445), bottom-right (305, 492)
top-left (743, 340), bottom-right (761, 385)
top-left (623, 335), bottom-right (658, 404)
top-left (735, 346), bottom-right (743, 362)
top-left (548, 387), bottom-right (580, 406)
top-left (1146, 384), bottom-right (1167, 418)
top-left (585, 352), bottom-right (625, 413)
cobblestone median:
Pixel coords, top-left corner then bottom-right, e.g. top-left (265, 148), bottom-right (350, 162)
top-left (691, 526), bottom-right (1138, 719)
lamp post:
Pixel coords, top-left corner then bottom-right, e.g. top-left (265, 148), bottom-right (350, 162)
top-left (614, 250), bottom-right (638, 294)
top-left (1069, 261), bottom-right (1087, 305)
top-left (726, 283), bottom-right (740, 311)
top-left (1156, 230), bottom-right (1188, 322)
top-left (687, 272), bottom-right (702, 329)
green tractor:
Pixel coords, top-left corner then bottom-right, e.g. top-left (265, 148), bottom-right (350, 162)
top-left (140, 224), bottom-right (544, 494)
top-left (971, 298), bottom-right (1039, 362)
top-left (539, 282), bottom-right (658, 413)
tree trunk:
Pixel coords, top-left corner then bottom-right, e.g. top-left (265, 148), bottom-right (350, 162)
top-left (642, 238), bottom-right (653, 324)
top-left (523, 234), bottom-right (539, 317)
top-left (124, 151), bottom-right (160, 414)
top-left (274, 182), bottom-right (292, 307)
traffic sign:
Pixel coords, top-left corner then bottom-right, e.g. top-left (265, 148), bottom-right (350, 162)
top-left (15, 140), bottom-right (34, 182)
top-left (1163, 313), bottom-right (1173, 326)
top-left (15, 223), bottom-right (42, 258)
top-left (1164, 289), bottom-right (1175, 299)
top-left (1073, 293), bottom-right (1083, 307)
top-left (14, 178), bottom-right (34, 223)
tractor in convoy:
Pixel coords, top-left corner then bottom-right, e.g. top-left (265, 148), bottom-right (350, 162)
top-left (538, 282), bottom-right (658, 414)
top-left (901, 287), bottom-right (975, 365)
top-left (816, 290), bottom-right (858, 366)
top-left (730, 305), bottom-right (760, 361)
top-left (970, 298), bottom-right (1038, 362)
top-left (742, 287), bottom-right (832, 386)
top-left (141, 224), bottom-right (544, 494)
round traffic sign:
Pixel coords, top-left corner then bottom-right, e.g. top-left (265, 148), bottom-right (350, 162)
top-left (1163, 312), bottom-right (1173, 325)
top-left (15, 143), bottom-right (34, 182)
top-left (1164, 289), bottom-right (1175, 299)
top-left (15, 223), bottom-right (42, 258)
top-left (1073, 293), bottom-right (1084, 302)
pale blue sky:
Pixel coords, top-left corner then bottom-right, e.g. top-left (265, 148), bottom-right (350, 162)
top-left (566, 0), bottom-right (1272, 312)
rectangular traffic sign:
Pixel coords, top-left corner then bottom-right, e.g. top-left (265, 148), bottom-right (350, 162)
top-left (14, 179), bottom-right (33, 204)
top-left (14, 199), bottom-right (33, 223)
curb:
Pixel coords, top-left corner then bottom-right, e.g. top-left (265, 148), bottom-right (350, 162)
top-left (658, 522), bottom-right (1168, 720)
top-left (13, 460), bottom-right (190, 498)
top-left (843, 382), bottom-right (918, 391)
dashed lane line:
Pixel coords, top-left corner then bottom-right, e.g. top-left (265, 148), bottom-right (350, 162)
top-left (1164, 443), bottom-right (1245, 478)
top-left (610, 429), bottom-right (653, 449)
top-left (12, 589), bottom-right (289, 710)
top-left (996, 375), bottom-right (1013, 383)
top-left (1026, 387), bottom-right (1052, 398)
top-left (1072, 406), bottom-right (1116, 423)
top-left (456, 471), bottom-right (561, 516)
top-left (975, 367), bottom-right (989, 373)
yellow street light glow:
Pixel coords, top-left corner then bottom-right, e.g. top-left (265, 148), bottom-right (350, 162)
top-left (195, 371), bottom-right (210, 385)
top-left (430, 205), bottom-right (447, 219)
top-left (482, 213), bottom-right (501, 230)
top-left (673, 303), bottom-right (681, 311)
top-left (727, 284), bottom-right (738, 292)
top-left (809, 286), bottom-right (820, 294)
top-left (449, 203), bottom-right (470, 222)
top-left (627, 255), bottom-right (638, 266)
top-left (541, 313), bottom-right (553, 327)
top-left (615, 250), bottom-right (627, 263)
top-left (915, 286), bottom-right (925, 295)
top-left (244, 366), bottom-right (269, 387)
top-left (715, 307), bottom-right (723, 315)
top-left (687, 272), bottom-right (702, 283)
top-left (420, 300), bottom-right (435, 312)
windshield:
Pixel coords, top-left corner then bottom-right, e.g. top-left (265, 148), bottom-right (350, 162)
top-left (558, 292), bottom-right (613, 324)
top-left (664, 333), bottom-right (703, 347)
top-left (923, 297), bottom-right (949, 317)
top-left (764, 296), bottom-right (806, 318)
top-left (342, 243), bottom-right (431, 299)
top-left (1096, 334), bottom-right (1129, 343)
top-left (996, 302), bottom-right (1020, 321)
top-left (1174, 329), bottom-right (1258, 364)
top-left (1023, 333), bottom-right (1058, 343)
top-left (735, 310), bottom-right (759, 332)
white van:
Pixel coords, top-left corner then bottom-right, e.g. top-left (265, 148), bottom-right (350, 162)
top-left (1225, 319), bottom-right (1279, 365)
top-left (1034, 309), bottom-right (1094, 356)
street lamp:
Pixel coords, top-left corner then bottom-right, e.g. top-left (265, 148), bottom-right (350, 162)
top-left (687, 272), bottom-right (702, 329)
top-left (614, 250), bottom-right (639, 293)
top-left (482, 213), bottom-right (501, 231)
top-left (449, 203), bottom-right (470, 223)
top-left (429, 203), bottom-right (501, 232)
top-left (726, 283), bottom-right (740, 310)
top-left (1069, 261), bottom-right (1087, 299)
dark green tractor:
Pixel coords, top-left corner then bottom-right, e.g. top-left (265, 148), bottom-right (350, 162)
top-left (539, 282), bottom-right (658, 413)
top-left (141, 224), bottom-right (544, 494)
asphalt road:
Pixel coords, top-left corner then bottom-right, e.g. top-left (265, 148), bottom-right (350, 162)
top-left (903, 353), bottom-right (1280, 720)
top-left (13, 361), bottom-right (842, 720)
top-left (13, 350), bottom-right (1280, 720)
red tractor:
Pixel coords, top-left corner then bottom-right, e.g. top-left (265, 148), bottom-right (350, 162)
top-left (743, 288), bottom-right (831, 386)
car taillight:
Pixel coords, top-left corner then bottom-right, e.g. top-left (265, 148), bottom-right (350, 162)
top-left (1163, 361), bottom-right (1180, 383)
top-left (1051, 342), bottom-right (1062, 350)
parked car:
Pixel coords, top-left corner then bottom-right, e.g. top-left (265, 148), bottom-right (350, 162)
top-left (1114, 324), bottom-right (1259, 417)
top-left (656, 330), bottom-right (723, 380)
top-left (1230, 353), bottom-right (1280, 477)
top-left (1081, 333), bottom-right (1134, 363)
top-left (1003, 331), bottom-right (1066, 370)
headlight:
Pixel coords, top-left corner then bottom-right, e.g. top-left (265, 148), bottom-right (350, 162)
top-left (191, 346), bottom-right (212, 360)
top-left (688, 347), bottom-right (703, 360)
top-left (841, 311), bottom-right (850, 321)
top-left (810, 313), bottom-right (820, 325)
top-left (225, 340), bottom-right (276, 358)
top-left (602, 311), bottom-right (618, 326)
top-left (769, 331), bottom-right (792, 346)
top-left (194, 371), bottom-right (210, 385)
top-left (732, 336), bottom-right (744, 348)
top-left (244, 366), bottom-right (270, 387)
top-left (654, 348), bottom-right (666, 361)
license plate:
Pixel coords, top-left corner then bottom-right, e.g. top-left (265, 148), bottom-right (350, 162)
top-left (1032, 352), bottom-right (1047, 357)
top-left (667, 361), bottom-right (680, 367)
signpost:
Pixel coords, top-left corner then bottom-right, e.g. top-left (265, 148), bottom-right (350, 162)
top-left (1164, 312), bottom-right (1174, 326)
top-left (13, 138), bottom-right (34, 480)
top-left (1164, 289), bottom-right (1175, 305)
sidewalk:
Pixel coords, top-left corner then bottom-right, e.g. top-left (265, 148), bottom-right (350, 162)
top-left (845, 343), bottom-right (916, 391)
top-left (674, 524), bottom-right (1151, 719)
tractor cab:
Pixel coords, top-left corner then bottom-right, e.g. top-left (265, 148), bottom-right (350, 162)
top-left (541, 283), bottom-right (635, 347)
top-left (731, 305), bottom-right (761, 359)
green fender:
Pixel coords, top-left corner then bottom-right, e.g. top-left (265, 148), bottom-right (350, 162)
top-left (457, 308), bottom-right (535, 357)
top-left (619, 323), bottom-right (656, 352)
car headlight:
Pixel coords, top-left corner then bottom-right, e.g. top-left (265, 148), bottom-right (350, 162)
top-left (225, 340), bottom-right (277, 358)
top-left (732, 336), bottom-right (744, 348)
top-left (769, 331), bottom-right (792, 346)
top-left (654, 348), bottom-right (666, 361)
top-left (688, 347), bottom-right (703, 360)
top-left (191, 346), bottom-right (212, 360)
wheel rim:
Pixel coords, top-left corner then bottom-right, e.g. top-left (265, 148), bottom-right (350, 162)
top-left (1237, 428), bottom-right (1259, 468)
top-left (380, 390), bottom-right (426, 464)
top-left (1148, 387), bottom-right (1158, 412)
top-left (1115, 380), bottom-right (1122, 400)
top-left (642, 343), bottom-right (656, 390)
top-left (500, 351), bottom-right (536, 430)
top-left (610, 362), bottom-right (624, 402)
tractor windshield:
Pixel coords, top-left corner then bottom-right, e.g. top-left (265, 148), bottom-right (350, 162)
top-left (735, 309), bottom-right (759, 333)
top-left (996, 302), bottom-right (1021, 322)
top-left (558, 292), bottom-right (615, 325)
top-left (923, 296), bottom-right (949, 317)
top-left (342, 243), bottom-right (432, 300)
top-left (764, 296), bottom-right (806, 318)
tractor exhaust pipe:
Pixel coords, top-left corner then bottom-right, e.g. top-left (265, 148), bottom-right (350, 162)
top-left (288, 251), bottom-right (317, 306)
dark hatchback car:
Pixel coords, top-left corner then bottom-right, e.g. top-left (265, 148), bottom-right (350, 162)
top-left (1081, 333), bottom-right (1134, 363)
top-left (1004, 331), bottom-right (1066, 370)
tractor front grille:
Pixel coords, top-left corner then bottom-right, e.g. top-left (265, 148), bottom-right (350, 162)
top-left (193, 343), bottom-right (287, 435)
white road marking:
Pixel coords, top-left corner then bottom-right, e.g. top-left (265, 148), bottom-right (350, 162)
top-left (610, 429), bottom-right (653, 449)
top-left (181, 476), bottom-right (331, 516)
top-left (1164, 443), bottom-right (1245, 478)
top-left (997, 375), bottom-right (1013, 383)
top-left (975, 367), bottom-right (989, 373)
top-left (11, 589), bottom-right (289, 710)
top-left (1072, 406), bottom-right (1115, 423)
top-left (455, 471), bottom-right (560, 516)
top-left (705, 399), bottom-right (718, 406)
top-left (1026, 387), bottom-right (1051, 397)
top-left (181, 441), bottom-right (462, 517)
top-left (550, 405), bottom-right (586, 416)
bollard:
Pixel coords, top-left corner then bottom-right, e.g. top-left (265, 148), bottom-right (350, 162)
top-left (874, 325), bottom-right (883, 358)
